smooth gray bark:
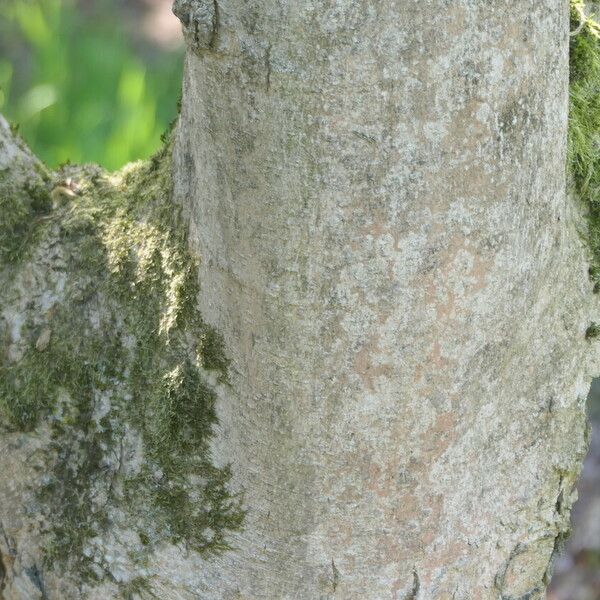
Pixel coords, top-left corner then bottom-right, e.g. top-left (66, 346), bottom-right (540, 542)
top-left (0, 2), bottom-right (598, 599)
top-left (171, 1), bottom-right (596, 598)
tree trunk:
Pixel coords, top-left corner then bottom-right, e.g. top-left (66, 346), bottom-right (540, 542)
top-left (171, 0), bottom-right (596, 597)
top-left (0, 1), bottom-right (597, 599)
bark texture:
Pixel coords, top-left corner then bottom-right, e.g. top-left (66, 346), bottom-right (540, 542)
top-left (171, 1), bottom-right (597, 598)
top-left (0, 1), bottom-right (598, 599)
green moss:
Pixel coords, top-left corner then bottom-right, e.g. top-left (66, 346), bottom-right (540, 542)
top-left (120, 576), bottom-right (158, 599)
top-left (0, 130), bottom-right (243, 584)
top-left (0, 163), bottom-right (52, 263)
top-left (570, 2), bottom-right (600, 294)
top-left (586, 322), bottom-right (600, 339)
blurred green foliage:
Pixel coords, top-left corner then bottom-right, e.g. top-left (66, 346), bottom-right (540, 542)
top-left (0, 0), bottom-right (182, 170)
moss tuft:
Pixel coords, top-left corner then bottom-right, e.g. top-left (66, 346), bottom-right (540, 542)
top-left (0, 129), bottom-right (243, 584)
top-left (570, 2), bottom-right (600, 294)
top-left (586, 322), bottom-right (600, 339)
top-left (0, 165), bottom-right (52, 263)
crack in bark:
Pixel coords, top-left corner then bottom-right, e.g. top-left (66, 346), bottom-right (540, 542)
top-left (0, 553), bottom-right (5, 595)
top-left (554, 475), bottom-right (565, 515)
top-left (331, 558), bottom-right (339, 592)
top-left (0, 522), bottom-right (15, 559)
top-left (0, 520), bottom-right (14, 595)
top-left (209, 0), bottom-right (219, 50)
top-left (25, 564), bottom-right (48, 600)
top-left (265, 43), bottom-right (272, 91)
top-left (103, 433), bottom-right (125, 513)
top-left (407, 569), bottom-right (420, 599)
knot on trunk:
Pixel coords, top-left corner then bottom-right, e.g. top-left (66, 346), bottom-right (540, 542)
top-left (173, 0), bottom-right (219, 52)
top-left (495, 537), bottom-right (556, 600)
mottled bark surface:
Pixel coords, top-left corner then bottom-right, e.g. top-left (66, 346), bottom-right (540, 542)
top-left (172, 1), bottom-right (597, 598)
top-left (0, 1), bottom-right (598, 599)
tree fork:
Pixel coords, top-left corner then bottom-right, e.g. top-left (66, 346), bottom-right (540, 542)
top-left (0, 1), bottom-right (598, 598)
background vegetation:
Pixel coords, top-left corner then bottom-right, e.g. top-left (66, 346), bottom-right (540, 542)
top-left (0, 0), bottom-right (183, 170)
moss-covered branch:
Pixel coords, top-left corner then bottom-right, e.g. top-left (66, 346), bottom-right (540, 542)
top-left (0, 115), bottom-right (243, 589)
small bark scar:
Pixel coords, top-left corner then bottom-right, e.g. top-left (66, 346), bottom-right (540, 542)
top-left (172, 0), bottom-right (219, 53)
